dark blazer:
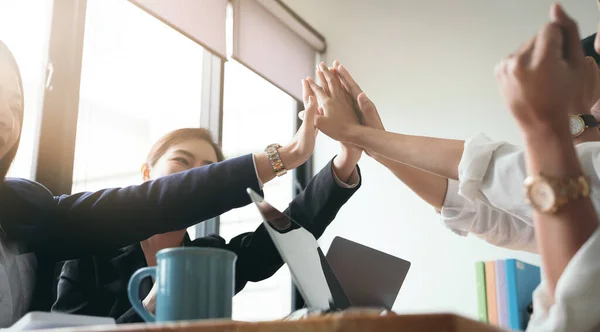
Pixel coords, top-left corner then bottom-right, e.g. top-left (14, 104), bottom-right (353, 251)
top-left (51, 159), bottom-right (360, 323)
top-left (0, 154), bottom-right (264, 313)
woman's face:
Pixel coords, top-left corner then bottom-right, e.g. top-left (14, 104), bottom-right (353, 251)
top-left (0, 55), bottom-right (22, 160)
top-left (143, 138), bottom-right (219, 180)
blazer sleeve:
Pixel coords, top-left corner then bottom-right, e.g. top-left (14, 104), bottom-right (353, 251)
top-left (2, 154), bottom-right (262, 260)
top-left (115, 308), bottom-right (144, 324)
top-left (227, 158), bottom-right (361, 289)
top-left (51, 258), bottom-right (98, 316)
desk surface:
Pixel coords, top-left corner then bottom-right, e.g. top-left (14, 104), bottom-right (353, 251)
top-left (41, 312), bottom-right (505, 332)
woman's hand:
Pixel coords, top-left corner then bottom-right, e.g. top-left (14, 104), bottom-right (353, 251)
top-left (307, 62), bottom-right (362, 143)
top-left (142, 281), bottom-right (158, 314)
top-left (277, 79), bottom-right (320, 170)
top-left (334, 61), bottom-right (386, 158)
top-left (254, 80), bottom-right (319, 183)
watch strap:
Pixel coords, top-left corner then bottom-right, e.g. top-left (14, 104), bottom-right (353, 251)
top-left (265, 144), bottom-right (287, 177)
top-left (525, 173), bottom-right (590, 213)
top-left (580, 114), bottom-right (599, 128)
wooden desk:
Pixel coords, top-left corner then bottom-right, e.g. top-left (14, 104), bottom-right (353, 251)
top-left (42, 313), bottom-right (505, 332)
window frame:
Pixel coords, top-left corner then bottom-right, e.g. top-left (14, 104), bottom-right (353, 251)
top-left (32, 0), bottom-right (314, 315)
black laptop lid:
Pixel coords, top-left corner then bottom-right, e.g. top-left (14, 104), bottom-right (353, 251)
top-left (247, 188), bottom-right (351, 311)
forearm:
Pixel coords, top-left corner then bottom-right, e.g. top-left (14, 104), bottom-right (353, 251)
top-left (348, 126), bottom-right (463, 180)
top-left (332, 146), bottom-right (361, 183)
top-left (374, 154), bottom-right (447, 210)
top-left (524, 128), bottom-right (598, 297)
top-left (254, 145), bottom-right (297, 185)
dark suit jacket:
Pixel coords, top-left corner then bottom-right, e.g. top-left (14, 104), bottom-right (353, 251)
top-left (51, 159), bottom-right (361, 323)
top-left (0, 154), bottom-right (264, 313)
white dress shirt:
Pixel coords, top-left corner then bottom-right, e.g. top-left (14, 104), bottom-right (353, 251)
top-left (439, 133), bottom-right (600, 332)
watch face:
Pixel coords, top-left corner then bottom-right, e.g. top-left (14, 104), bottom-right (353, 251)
top-left (569, 116), bottom-right (585, 136)
top-left (529, 180), bottom-right (556, 212)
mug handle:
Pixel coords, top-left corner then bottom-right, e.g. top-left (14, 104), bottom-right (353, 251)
top-left (128, 267), bottom-right (156, 322)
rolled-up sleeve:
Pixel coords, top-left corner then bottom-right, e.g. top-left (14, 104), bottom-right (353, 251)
top-left (527, 228), bottom-right (600, 331)
top-left (457, 133), bottom-right (533, 224)
top-left (441, 179), bottom-right (537, 253)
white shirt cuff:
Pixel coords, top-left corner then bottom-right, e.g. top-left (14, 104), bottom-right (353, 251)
top-left (252, 154), bottom-right (264, 189)
top-left (332, 165), bottom-right (360, 189)
top-left (528, 227), bottom-right (600, 332)
top-left (457, 133), bottom-right (506, 201)
top-left (439, 179), bottom-right (471, 236)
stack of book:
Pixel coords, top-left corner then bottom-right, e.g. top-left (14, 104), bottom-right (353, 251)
top-left (475, 259), bottom-right (541, 330)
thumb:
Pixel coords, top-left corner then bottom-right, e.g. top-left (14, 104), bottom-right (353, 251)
top-left (357, 93), bottom-right (384, 130)
top-left (301, 96), bottom-right (317, 132)
top-left (297, 110), bottom-right (306, 120)
top-left (550, 3), bottom-right (583, 65)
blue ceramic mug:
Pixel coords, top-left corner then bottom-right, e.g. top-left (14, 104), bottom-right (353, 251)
top-left (128, 247), bottom-right (237, 322)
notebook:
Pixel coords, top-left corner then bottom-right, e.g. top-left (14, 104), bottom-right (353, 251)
top-left (5, 312), bottom-right (115, 331)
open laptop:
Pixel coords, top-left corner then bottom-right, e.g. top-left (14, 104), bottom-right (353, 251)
top-left (247, 188), bottom-right (411, 311)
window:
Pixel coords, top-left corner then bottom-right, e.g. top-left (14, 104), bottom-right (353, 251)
top-left (220, 59), bottom-right (297, 321)
top-left (1, 0), bottom-right (53, 179)
top-left (71, 0), bottom-right (205, 193)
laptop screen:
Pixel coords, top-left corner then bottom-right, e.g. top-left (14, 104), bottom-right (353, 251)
top-left (247, 188), bottom-right (351, 311)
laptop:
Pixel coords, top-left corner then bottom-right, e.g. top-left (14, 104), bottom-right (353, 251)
top-left (246, 188), bottom-right (411, 311)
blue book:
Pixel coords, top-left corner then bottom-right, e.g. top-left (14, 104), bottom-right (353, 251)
top-left (495, 260), bottom-right (509, 328)
top-left (505, 259), bottom-right (541, 330)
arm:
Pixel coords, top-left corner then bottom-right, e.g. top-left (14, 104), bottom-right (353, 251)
top-left (307, 64), bottom-right (464, 181)
top-left (373, 149), bottom-right (448, 210)
top-left (347, 127), bottom-right (464, 181)
top-left (53, 256), bottom-right (148, 323)
top-left (495, 7), bottom-right (599, 294)
top-left (496, 8), bottom-right (600, 332)
top-left (313, 62), bottom-right (454, 209)
top-left (40, 155), bottom-right (262, 259)
top-left (2, 81), bottom-right (322, 260)
top-left (51, 258), bottom-right (99, 317)
top-left (226, 158), bottom-right (361, 287)
top-left (441, 180), bottom-right (538, 253)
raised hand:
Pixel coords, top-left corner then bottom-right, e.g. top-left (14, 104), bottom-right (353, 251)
top-left (494, 4), bottom-right (589, 135)
top-left (580, 56), bottom-right (600, 113)
top-left (333, 61), bottom-right (386, 157)
top-left (306, 63), bottom-right (361, 142)
top-left (283, 79), bottom-right (319, 170)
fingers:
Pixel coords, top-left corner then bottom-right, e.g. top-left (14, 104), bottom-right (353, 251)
top-left (494, 57), bottom-right (509, 85)
top-left (301, 79), bottom-right (312, 104)
top-left (532, 23), bottom-right (562, 66)
top-left (550, 3), bottom-right (583, 65)
top-left (319, 62), bottom-right (342, 97)
top-left (596, 23), bottom-right (600, 55)
top-left (306, 77), bottom-right (328, 100)
top-left (337, 64), bottom-right (363, 100)
top-left (303, 96), bottom-right (317, 123)
top-left (516, 35), bottom-right (536, 66)
top-left (298, 96), bottom-right (317, 136)
top-left (316, 70), bottom-right (330, 96)
top-left (357, 92), bottom-right (384, 130)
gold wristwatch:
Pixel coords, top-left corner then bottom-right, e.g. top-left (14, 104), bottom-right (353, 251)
top-left (569, 114), bottom-right (599, 138)
top-left (265, 144), bottom-right (287, 177)
top-left (524, 173), bottom-right (590, 213)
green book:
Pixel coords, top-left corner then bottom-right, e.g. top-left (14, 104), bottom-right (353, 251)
top-left (475, 261), bottom-right (488, 322)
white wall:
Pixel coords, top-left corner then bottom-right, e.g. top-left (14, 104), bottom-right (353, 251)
top-left (283, 0), bottom-right (599, 319)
